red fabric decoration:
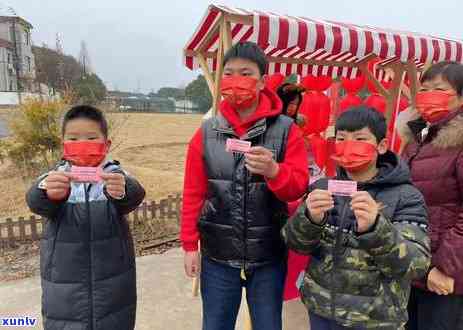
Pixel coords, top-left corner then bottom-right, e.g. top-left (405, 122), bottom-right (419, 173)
top-left (299, 91), bottom-right (331, 135)
top-left (301, 75), bottom-right (333, 92)
top-left (341, 76), bottom-right (365, 94)
top-left (265, 73), bottom-right (285, 92)
top-left (308, 133), bottom-right (328, 169)
top-left (364, 93), bottom-right (387, 114)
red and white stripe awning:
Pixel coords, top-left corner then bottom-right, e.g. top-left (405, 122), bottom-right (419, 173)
top-left (184, 4), bottom-right (463, 80)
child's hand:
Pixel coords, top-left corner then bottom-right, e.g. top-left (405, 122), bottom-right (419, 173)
top-left (351, 191), bottom-right (379, 233)
top-left (427, 267), bottom-right (454, 295)
top-left (44, 171), bottom-right (73, 201)
top-left (184, 251), bottom-right (200, 278)
top-left (101, 172), bottom-right (126, 200)
top-left (245, 147), bottom-right (279, 179)
top-left (306, 189), bottom-right (334, 224)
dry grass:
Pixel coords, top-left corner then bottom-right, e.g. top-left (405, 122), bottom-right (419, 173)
top-left (0, 112), bottom-right (203, 219)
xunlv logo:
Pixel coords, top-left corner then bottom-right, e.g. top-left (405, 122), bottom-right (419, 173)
top-left (1, 317), bottom-right (37, 327)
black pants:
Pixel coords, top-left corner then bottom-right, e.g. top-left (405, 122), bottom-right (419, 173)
top-left (406, 286), bottom-right (463, 330)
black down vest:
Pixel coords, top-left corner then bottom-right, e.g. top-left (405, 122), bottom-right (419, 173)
top-left (199, 114), bottom-right (292, 270)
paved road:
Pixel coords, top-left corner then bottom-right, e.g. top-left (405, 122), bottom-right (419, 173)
top-left (0, 248), bottom-right (309, 329)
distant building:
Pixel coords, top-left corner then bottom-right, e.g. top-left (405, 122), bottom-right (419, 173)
top-left (106, 91), bottom-right (176, 112)
top-left (174, 99), bottom-right (198, 112)
top-left (0, 6), bottom-right (36, 92)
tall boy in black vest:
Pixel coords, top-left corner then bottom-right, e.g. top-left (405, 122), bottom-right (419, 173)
top-left (181, 42), bottom-right (309, 330)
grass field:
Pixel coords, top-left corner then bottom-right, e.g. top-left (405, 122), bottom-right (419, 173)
top-left (0, 112), bottom-right (203, 219)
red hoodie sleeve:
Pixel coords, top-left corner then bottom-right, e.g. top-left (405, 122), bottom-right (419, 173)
top-left (180, 128), bottom-right (207, 252)
top-left (265, 124), bottom-right (309, 202)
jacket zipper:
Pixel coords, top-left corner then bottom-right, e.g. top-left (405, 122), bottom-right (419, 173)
top-left (85, 186), bottom-right (94, 330)
top-left (331, 201), bottom-right (349, 321)
top-left (242, 160), bottom-right (248, 277)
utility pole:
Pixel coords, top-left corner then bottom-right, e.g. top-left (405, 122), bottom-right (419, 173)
top-left (55, 33), bottom-right (65, 93)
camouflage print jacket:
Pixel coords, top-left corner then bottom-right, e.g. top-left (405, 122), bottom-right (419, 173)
top-left (282, 152), bottom-right (431, 329)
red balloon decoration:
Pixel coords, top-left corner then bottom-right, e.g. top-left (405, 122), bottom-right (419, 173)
top-left (301, 75), bottom-right (333, 92)
top-left (341, 76), bottom-right (365, 94)
top-left (298, 91), bottom-right (331, 135)
top-left (339, 76), bottom-right (366, 113)
top-left (364, 93), bottom-right (387, 114)
top-left (339, 94), bottom-right (363, 113)
top-left (265, 73), bottom-right (285, 91)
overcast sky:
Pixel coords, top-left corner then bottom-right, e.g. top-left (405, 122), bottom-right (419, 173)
top-left (9, 0), bottom-right (462, 93)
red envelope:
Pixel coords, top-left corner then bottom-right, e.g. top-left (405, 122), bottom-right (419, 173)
top-left (225, 138), bottom-right (251, 153)
top-left (70, 166), bottom-right (102, 183)
top-left (328, 180), bottom-right (357, 196)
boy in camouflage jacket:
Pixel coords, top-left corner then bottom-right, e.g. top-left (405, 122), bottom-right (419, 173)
top-left (282, 107), bottom-right (431, 329)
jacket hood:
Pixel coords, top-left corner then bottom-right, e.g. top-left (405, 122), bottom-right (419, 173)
top-left (339, 151), bottom-right (411, 187)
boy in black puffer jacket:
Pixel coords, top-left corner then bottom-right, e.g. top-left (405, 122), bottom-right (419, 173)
top-left (26, 105), bottom-right (145, 330)
top-left (282, 106), bottom-right (431, 330)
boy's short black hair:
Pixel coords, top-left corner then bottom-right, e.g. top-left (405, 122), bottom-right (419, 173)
top-left (62, 105), bottom-right (108, 138)
top-left (421, 61), bottom-right (463, 96)
top-left (223, 42), bottom-right (267, 76)
top-left (335, 106), bottom-right (387, 142)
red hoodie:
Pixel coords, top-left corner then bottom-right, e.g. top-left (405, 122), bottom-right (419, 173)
top-left (181, 87), bottom-right (309, 252)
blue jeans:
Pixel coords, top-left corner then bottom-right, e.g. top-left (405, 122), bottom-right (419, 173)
top-left (309, 313), bottom-right (363, 330)
top-left (200, 257), bottom-right (286, 330)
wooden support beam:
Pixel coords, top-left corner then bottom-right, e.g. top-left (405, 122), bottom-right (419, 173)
top-left (185, 50), bottom-right (362, 69)
top-left (359, 62), bottom-right (390, 98)
top-left (197, 53), bottom-right (215, 95)
top-left (213, 16), bottom-right (225, 115)
top-left (384, 63), bottom-right (406, 123)
top-left (224, 13), bottom-right (253, 25)
top-left (405, 61), bottom-right (419, 109)
top-left (222, 19), bottom-right (232, 52)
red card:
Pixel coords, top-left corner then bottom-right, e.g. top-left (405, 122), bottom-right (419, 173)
top-left (70, 166), bottom-right (102, 183)
top-left (328, 180), bottom-right (357, 196)
top-left (226, 138), bottom-right (251, 153)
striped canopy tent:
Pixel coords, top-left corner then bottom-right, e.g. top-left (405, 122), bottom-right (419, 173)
top-left (183, 4), bottom-right (463, 122)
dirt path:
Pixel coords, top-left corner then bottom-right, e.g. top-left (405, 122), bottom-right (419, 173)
top-left (0, 248), bottom-right (309, 329)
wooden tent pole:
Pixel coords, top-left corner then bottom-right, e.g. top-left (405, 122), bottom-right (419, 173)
top-left (384, 64), bottom-right (406, 123)
top-left (359, 62), bottom-right (390, 98)
top-left (213, 16), bottom-right (225, 115)
top-left (222, 16), bottom-right (233, 52)
top-left (198, 53), bottom-right (215, 95)
top-left (405, 61), bottom-right (419, 109)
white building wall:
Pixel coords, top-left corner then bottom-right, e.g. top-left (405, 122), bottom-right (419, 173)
top-left (0, 17), bottom-right (35, 92)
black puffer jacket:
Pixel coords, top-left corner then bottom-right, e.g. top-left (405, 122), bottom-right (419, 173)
top-left (26, 160), bottom-right (145, 330)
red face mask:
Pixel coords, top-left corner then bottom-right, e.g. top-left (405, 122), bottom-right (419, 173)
top-left (63, 141), bottom-right (108, 167)
top-left (332, 140), bottom-right (377, 173)
top-left (416, 90), bottom-right (455, 123)
top-left (220, 75), bottom-right (259, 110)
